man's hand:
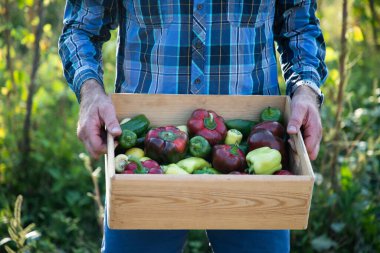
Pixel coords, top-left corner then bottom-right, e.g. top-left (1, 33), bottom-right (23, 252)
top-left (287, 86), bottom-right (322, 160)
top-left (77, 79), bottom-right (122, 159)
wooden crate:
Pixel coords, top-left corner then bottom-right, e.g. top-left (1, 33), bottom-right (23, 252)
top-left (105, 94), bottom-right (315, 230)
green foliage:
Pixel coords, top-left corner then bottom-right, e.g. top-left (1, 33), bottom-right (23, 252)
top-left (0, 195), bottom-right (40, 253)
top-left (0, 0), bottom-right (379, 252)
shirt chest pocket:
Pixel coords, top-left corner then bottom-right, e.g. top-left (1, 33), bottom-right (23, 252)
top-left (227, 0), bottom-right (270, 28)
top-left (129, 0), bottom-right (174, 28)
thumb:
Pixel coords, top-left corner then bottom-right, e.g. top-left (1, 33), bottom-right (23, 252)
top-left (287, 103), bottom-right (307, 135)
top-left (100, 104), bottom-right (122, 137)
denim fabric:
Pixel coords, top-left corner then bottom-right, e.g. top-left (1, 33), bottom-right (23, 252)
top-left (102, 211), bottom-right (290, 253)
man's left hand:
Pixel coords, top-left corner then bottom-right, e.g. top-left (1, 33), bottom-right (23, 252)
top-left (287, 86), bottom-right (322, 160)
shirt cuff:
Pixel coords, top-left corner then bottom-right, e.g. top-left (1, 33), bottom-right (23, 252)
top-left (73, 66), bottom-right (104, 102)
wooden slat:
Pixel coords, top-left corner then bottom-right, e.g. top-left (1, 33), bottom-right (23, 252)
top-left (108, 175), bottom-right (312, 229)
top-left (106, 93), bottom-right (314, 230)
top-left (106, 132), bottom-right (115, 224)
top-left (111, 94), bottom-right (287, 126)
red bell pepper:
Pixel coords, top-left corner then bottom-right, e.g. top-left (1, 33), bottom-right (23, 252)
top-left (123, 157), bottom-right (163, 174)
top-left (187, 109), bottom-right (227, 146)
top-left (212, 144), bottom-right (246, 174)
top-left (144, 126), bottom-right (188, 164)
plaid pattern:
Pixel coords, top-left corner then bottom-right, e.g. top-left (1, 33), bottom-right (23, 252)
top-left (59, 0), bottom-right (327, 101)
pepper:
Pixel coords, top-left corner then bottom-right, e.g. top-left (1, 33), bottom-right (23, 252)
top-left (144, 126), bottom-right (188, 164)
top-left (118, 129), bottom-right (137, 149)
top-left (125, 147), bottom-right (145, 159)
top-left (224, 129), bottom-right (243, 145)
top-left (260, 106), bottom-right (283, 122)
top-left (162, 163), bottom-right (189, 175)
top-left (115, 154), bottom-right (129, 173)
top-left (177, 157), bottom-right (211, 174)
top-left (193, 167), bottom-right (220, 174)
top-left (124, 156), bottom-right (163, 174)
top-left (187, 109), bottom-right (227, 146)
top-left (176, 125), bottom-right (188, 134)
top-left (251, 121), bottom-right (285, 139)
top-left (189, 136), bottom-right (211, 158)
top-left (225, 119), bottom-right (256, 139)
top-left (274, 169), bottom-right (293, 175)
top-left (246, 147), bottom-right (282, 175)
top-left (212, 144), bottom-right (246, 174)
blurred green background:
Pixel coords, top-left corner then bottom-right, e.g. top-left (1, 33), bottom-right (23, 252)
top-left (0, 0), bottom-right (379, 252)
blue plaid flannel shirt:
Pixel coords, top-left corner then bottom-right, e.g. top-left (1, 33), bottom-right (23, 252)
top-left (59, 0), bottom-right (327, 101)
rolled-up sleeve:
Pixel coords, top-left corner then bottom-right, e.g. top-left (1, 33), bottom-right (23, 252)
top-left (58, 0), bottom-right (118, 101)
top-left (274, 0), bottom-right (328, 95)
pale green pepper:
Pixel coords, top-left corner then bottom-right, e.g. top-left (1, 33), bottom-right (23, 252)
top-left (176, 157), bottom-right (211, 174)
top-left (115, 154), bottom-right (129, 173)
top-left (162, 163), bottom-right (189, 175)
top-left (224, 129), bottom-right (243, 145)
top-left (246, 147), bottom-right (282, 175)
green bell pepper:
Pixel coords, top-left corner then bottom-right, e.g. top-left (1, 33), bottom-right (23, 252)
top-left (260, 107), bottom-right (282, 122)
top-left (189, 136), bottom-right (211, 158)
top-left (193, 167), bottom-right (220, 174)
top-left (246, 147), bottom-right (282, 175)
top-left (119, 129), bottom-right (137, 149)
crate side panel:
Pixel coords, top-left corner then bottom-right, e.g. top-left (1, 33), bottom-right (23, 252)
top-left (108, 175), bottom-right (313, 229)
top-left (111, 94), bottom-right (287, 126)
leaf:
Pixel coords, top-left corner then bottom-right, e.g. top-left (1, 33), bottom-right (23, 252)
top-left (325, 47), bottom-right (338, 62)
top-left (25, 230), bottom-right (41, 241)
top-left (92, 167), bottom-right (102, 178)
top-left (14, 195), bottom-right (23, 225)
top-left (331, 222), bottom-right (346, 233)
top-left (0, 237), bottom-right (11, 246)
top-left (22, 223), bottom-right (36, 234)
top-left (5, 245), bottom-right (16, 253)
top-left (352, 26), bottom-right (364, 42)
top-left (311, 235), bottom-right (338, 252)
top-left (340, 165), bottom-right (353, 190)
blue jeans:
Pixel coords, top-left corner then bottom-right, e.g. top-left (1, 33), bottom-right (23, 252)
top-left (101, 212), bottom-right (290, 253)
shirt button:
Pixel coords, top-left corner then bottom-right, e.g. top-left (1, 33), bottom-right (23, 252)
top-left (194, 78), bottom-right (201, 84)
top-left (195, 41), bottom-right (203, 49)
top-left (197, 4), bottom-right (203, 10)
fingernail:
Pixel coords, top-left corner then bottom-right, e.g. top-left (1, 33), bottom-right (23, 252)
top-left (111, 127), bottom-right (120, 133)
top-left (288, 125), bottom-right (297, 133)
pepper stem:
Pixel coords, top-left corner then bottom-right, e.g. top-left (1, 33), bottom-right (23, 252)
top-left (230, 143), bottom-right (240, 156)
top-left (158, 130), bottom-right (177, 141)
top-left (127, 156), bottom-right (148, 174)
top-left (204, 112), bottom-right (217, 130)
top-left (192, 142), bottom-right (202, 151)
top-left (267, 106), bottom-right (272, 116)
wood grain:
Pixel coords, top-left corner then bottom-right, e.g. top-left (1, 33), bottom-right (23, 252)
top-left (106, 94), bottom-right (315, 230)
top-left (111, 94), bottom-right (287, 126)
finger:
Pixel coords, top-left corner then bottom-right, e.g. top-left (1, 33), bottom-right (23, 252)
top-left (86, 136), bottom-right (107, 159)
top-left (88, 125), bottom-right (108, 156)
top-left (99, 104), bottom-right (122, 137)
top-left (309, 142), bottom-right (320, 161)
top-left (287, 102), bottom-right (307, 135)
top-left (84, 141), bottom-right (100, 159)
top-left (302, 112), bottom-right (322, 160)
top-left (288, 138), bottom-right (296, 153)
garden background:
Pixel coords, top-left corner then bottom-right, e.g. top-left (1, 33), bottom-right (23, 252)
top-left (0, 0), bottom-right (379, 252)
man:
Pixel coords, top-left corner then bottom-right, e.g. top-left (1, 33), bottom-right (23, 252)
top-left (59, 0), bottom-right (327, 252)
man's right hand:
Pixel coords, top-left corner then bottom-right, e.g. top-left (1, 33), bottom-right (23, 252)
top-left (77, 79), bottom-right (122, 159)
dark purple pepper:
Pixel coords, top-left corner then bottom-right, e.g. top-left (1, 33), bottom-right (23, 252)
top-left (212, 144), bottom-right (246, 174)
